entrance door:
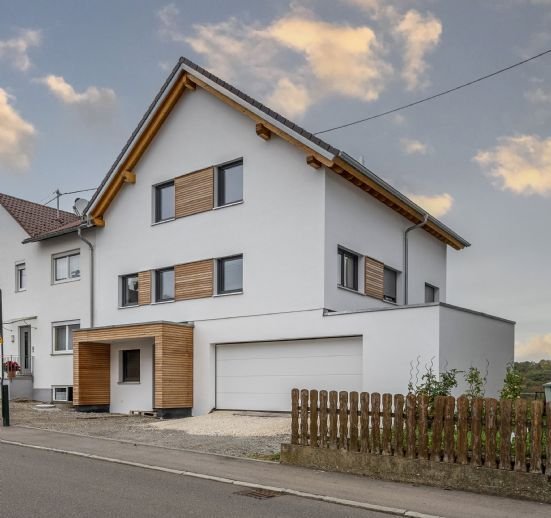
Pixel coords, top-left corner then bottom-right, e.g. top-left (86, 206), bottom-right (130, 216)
top-left (19, 326), bottom-right (31, 372)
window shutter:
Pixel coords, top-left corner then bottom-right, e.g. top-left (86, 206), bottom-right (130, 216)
top-left (364, 256), bottom-right (384, 299)
top-left (175, 167), bottom-right (214, 218)
top-left (175, 259), bottom-right (214, 301)
top-left (138, 270), bottom-right (152, 305)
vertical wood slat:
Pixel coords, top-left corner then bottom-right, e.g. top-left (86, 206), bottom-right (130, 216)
top-left (471, 398), bottom-right (483, 467)
top-left (514, 399), bottom-right (527, 472)
top-left (382, 394), bottom-right (393, 455)
top-left (300, 389), bottom-right (309, 446)
top-left (546, 402), bottom-right (551, 475)
top-left (443, 396), bottom-right (455, 463)
top-left (499, 399), bottom-right (512, 470)
top-left (530, 400), bottom-right (543, 473)
top-left (319, 390), bottom-right (328, 448)
top-left (418, 394), bottom-right (429, 460)
top-left (360, 392), bottom-right (370, 453)
top-left (364, 256), bottom-right (384, 299)
top-left (393, 394), bottom-right (405, 457)
top-left (456, 396), bottom-right (469, 465)
top-left (349, 392), bottom-right (359, 452)
top-left (406, 393), bottom-right (416, 459)
top-left (329, 391), bottom-right (338, 449)
top-left (431, 396), bottom-right (445, 462)
top-left (310, 390), bottom-right (319, 448)
top-left (291, 388), bottom-right (299, 445)
top-left (175, 167), bottom-right (214, 218)
top-left (484, 398), bottom-right (498, 469)
top-left (138, 270), bottom-right (152, 305)
top-left (339, 391), bottom-right (349, 450)
top-left (371, 393), bottom-right (381, 454)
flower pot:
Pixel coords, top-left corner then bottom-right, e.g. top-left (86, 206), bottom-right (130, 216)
top-left (7, 369), bottom-right (16, 380)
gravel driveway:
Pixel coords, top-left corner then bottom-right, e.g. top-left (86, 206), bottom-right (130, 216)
top-left (6, 402), bottom-right (290, 459)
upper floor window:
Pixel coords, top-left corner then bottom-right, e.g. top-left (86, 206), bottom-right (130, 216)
top-left (15, 262), bottom-right (26, 292)
top-left (383, 267), bottom-right (397, 303)
top-left (217, 255), bottom-right (243, 294)
top-left (217, 160), bottom-right (243, 207)
top-left (121, 273), bottom-right (139, 307)
top-left (425, 283), bottom-right (439, 303)
top-left (338, 248), bottom-right (358, 291)
top-left (53, 252), bottom-right (80, 283)
top-left (154, 180), bottom-right (175, 223)
top-left (155, 267), bottom-right (174, 302)
top-left (53, 320), bottom-right (80, 354)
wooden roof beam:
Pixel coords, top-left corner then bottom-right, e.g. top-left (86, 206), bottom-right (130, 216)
top-left (306, 155), bottom-right (323, 169)
top-left (255, 123), bottom-right (272, 141)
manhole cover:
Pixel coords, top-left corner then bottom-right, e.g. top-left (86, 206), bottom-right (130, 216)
top-left (235, 488), bottom-right (282, 500)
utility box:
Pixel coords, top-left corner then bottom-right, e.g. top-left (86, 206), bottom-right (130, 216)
top-left (544, 382), bottom-right (551, 402)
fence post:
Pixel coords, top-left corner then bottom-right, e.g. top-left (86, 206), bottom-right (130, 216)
top-left (471, 398), bottom-right (483, 467)
top-left (339, 391), bottom-right (349, 450)
top-left (530, 400), bottom-right (543, 473)
top-left (371, 393), bottom-right (381, 454)
top-left (382, 394), bottom-right (392, 455)
top-left (484, 398), bottom-right (498, 469)
top-left (310, 389), bottom-right (319, 448)
top-left (443, 396), bottom-right (455, 463)
top-left (499, 399), bottom-right (512, 470)
top-left (431, 396), bottom-right (445, 462)
top-left (360, 392), bottom-right (370, 453)
top-left (514, 398), bottom-right (527, 472)
top-left (349, 391), bottom-right (359, 452)
top-left (300, 389), bottom-right (309, 446)
top-left (393, 394), bottom-right (405, 457)
top-left (319, 390), bottom-right (328, 448)
top-left (418, 394), bottom-right (429, 460)
top-left (546, 402), bottom-right (551, 475)
top-left (406, 393), bottom-right (416, 459)
top-left (291, 388), bottom-right (299, 445)
top-left (456, 396), bottom-right (469, 465)
top-left (329, 391), bottom-right (338, 449)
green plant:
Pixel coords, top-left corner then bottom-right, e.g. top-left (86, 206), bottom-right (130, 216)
top-left (500, 363), bottom-right (523, 399)
top-left (465, 366), bottom-right (486, 398)
top-left (408, 363), bottom-right (458, 404)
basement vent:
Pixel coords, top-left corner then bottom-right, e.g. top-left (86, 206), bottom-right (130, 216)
top-left (235, 488), bottom-right (282, 500)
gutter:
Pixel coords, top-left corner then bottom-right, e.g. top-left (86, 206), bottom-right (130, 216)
top-left (404, 214), bottom-right (429, 305)
top-left (77, 226), bottom-right (95, 328)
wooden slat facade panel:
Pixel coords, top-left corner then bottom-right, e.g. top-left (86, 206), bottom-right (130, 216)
top-left (175, 167), bottom-right (214, 218)
top-left (365, 256), bottom-right (384, 299)
top-left (138, 270), bottom-right (152, 305)
top-left (175, 259), bottom-right (214, 301)
top-left (73, 342), bottom-right (110, 406)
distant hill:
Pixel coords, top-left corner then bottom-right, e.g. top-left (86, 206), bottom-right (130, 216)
top-left (515, 360), bottom-right (551, 394)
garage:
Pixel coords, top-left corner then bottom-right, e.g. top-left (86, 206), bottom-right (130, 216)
top-left (215, 336), bottom-right (362, 411)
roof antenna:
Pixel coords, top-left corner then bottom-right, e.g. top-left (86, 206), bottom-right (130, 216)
top-left (55, 189), bottom-right (62, 221)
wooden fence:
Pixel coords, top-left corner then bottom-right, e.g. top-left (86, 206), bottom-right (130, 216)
top-left (291, 389), bottom-right (551, 474)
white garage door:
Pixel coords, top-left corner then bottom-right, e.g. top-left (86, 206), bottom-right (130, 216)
top-left (215, 336), bottom-right (362, 411)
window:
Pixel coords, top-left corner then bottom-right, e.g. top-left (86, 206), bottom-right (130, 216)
top-left (383, 267), bottom-right (397, 303)
top-left (155, 267), bottom-right (174, 302)
top-left (425, 283), bottom-right (439, 303)
top-left (217, 255), bottom-right (243, 294)
top-left (52, 386), bottom-right (73, 402)
top-left (122, 349), bottom-right (140, 383)
top-left (217, 160), bottom-right (243, 207)
top-left (53, 252), bottom-right (80, 282)
top-left (15, 262), bottom-right (26, 291)
top-left (154, 181), bottom-right (175, 222)
top-left (338, 248), bottom-right (358, 290)
top-left (121, 273), bottom-right (139, 307)
top-left (53, 321), bottom-right (80, 353)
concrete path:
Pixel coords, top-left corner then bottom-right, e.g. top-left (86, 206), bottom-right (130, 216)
top-left (1, 426), bottom-right (549, 518)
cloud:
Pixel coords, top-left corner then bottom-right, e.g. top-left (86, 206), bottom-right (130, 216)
top-left (0, 88), bottom-right (35, 171)
top-left (37, 75), bottom-right (116, 108)
top-left (408, 192), bottom-right (453, 217)
top-left (516, 334), bottom-right (551, 361)
top-left (525, 87), bottom-right (551, 104)
top-left (400, 138), bottom-right (428, 155)
top-left (474, 134), bottom-right (551, 196)
top-left (0, 28), bottom-right (41, 71)
top-left (267, 78), bottom-right (312, 118)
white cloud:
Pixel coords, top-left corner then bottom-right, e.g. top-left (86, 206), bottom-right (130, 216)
top-left (474, 134), bottom-right (551, 196)
top-left (267, 78), bottom-right (312, 118)
top-left (0, 88), bottom-right (35, 171)
top-left (408, 192), bottom-right (453, 217)
top-left (525, 87), bottom-right (551, 104)
top-left (37, 75), bottom-right (116, 108)
top-left (0, 28), bottom-right (41, 71)
top-left (400, 138), bottom-right (428, 155)
top-left (516, 334), bottom-right (551, 361)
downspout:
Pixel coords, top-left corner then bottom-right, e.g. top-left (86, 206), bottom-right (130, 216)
top-left (404, 213), bottom-right (429, 305)
top-left (78, 227), bottom-right (94, 328)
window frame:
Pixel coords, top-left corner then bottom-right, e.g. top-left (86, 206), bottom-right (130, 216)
top-left (52, 320), bottom-right (80, 355)
top-left (338, 247), bottom-right (359, 291)
top-left (121, 349), bottom-right (141, 383)
top-left (216, 254), bottom-right (244, 295)
top-left (120, 273), bottom-right (139, 307)
top-left (15, 262), bottom-right (26, 292)
top-left (154, 267), bottom-right (175, 303)
top-left (383, 266), bottom-right (398, 303)
top-left (153, 180), bottom-right (175, 223)
top-left (52, 250), bottom-right (81, 284)
top-left (216, 159), bottom-right (244, 208)
top-left (52, 386), bottom-right (73, 402)
top-left (425, 283), bottom-right (439, 303)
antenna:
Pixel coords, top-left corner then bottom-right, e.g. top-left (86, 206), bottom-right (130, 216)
top-left (55, 189), bottom-right (61, 220)
top-left (73, 198), bottom-right (89, 218)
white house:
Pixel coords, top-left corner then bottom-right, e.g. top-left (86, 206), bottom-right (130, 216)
top-left (1, 58), bottom-right (514, 416)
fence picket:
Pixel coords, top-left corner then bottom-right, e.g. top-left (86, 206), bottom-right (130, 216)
top-left (393, 394), bottom-right (405, 457)
top-left (300, 389), bottom-right (309, 446)
top-left (329, 391), bottom-right (338, 449)
top-left (291, 388), bottom-right (299, 445)
top-left (546, 402), bottom-right (551, 475)
top-left (319, 390), bottom-right (328, 448)
top-left (431, 396), bottom-right (445, 461)
top-left (443, 396), bottom-right (455, 463)
top-left (514, 399), bottom-right (527, 472)
top-left (349, 391), bottom-right (359, 452)
top-left (382, 394), bottom-right (392, 455)
top-left (499, 399), bottom-right (512, 470)
top-left (360, 392), bottom-right (370, 453)
top-left (484, 398), bottom-right (498, 469)
top-left (530, 400), bottom-right (543, 473)
top-left (371, 393), bottom-right (381, 454)
top-left (339, 391), bottom-right (349, 450)
top-left (471, 398), bottom-right (483, 467)
top-left (406, 393), bottom-right (416, 459)
top-left (310, 390), bottom-right (319, 448)
top-left (417, 394), bottom-right (429, 460)
top-left (456, 396), bottom-right (468, 465)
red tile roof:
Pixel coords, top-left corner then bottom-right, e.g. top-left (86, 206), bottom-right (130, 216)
top-left (0, 193), bottom-right (80, 240)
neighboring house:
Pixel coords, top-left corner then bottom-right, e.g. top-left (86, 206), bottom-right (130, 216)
top-left (1, 58), bottom-right (514, 416)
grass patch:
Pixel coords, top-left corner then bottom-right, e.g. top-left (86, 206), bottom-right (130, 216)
top-left (248, 452), bottom-right (281, 462)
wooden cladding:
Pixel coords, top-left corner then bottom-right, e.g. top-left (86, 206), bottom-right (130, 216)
top-left (364, 256), bottom-right (384, 299)
top-left (175, 259), bottom-right (214, 301)
top-left (175, 167), bottom-right (214, 218)
top-left (73, 342), bottom-right (110, 406)
top-left (138, 270), bottom-right (152, 305)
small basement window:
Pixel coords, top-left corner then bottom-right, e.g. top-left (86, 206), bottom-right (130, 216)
top-left (425, 283), bottom-right (439, 303)
top-left (383, 267), bottom-right (397, 303)
top-left (122, 349), bottom-right (140, 383)
top-left (121, 273), bottom-right (139, 307)
top-left (338, 247), bottom-right (358, 291)
top-left (154, 180), bottom-right (175, 223)
top-left (52, 386), bottom-right (73, 402)
top-left (217, 255), bottom-right (243, 294)
top-left (217, 160), bottom-right (243, 207)
top-left (155, 267), bottom-right (174, 302)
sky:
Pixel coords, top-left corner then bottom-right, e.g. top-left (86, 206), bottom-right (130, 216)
top-left (1, 0), bottom-right (550, 361)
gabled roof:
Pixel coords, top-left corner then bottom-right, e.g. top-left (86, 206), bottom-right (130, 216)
top-left (0, 193), bottom-right (80, 241)
top-left (85, 57), bottom-right (470, 250)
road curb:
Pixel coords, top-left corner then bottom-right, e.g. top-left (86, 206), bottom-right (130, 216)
top-left (0, 439), bottom-right (445, 518)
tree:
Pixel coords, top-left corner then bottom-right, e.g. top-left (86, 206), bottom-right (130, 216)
top-left (500, 363), bottom-right (522, 400)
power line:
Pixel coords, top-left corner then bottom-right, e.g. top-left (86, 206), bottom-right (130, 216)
top-left (314, 47), bottom-right (551, 136)
top-left (43, 187), bottom-right (97, 206)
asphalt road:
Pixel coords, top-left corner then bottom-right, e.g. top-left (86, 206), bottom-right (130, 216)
top-left (0, 443), bottom-right (385, 517)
